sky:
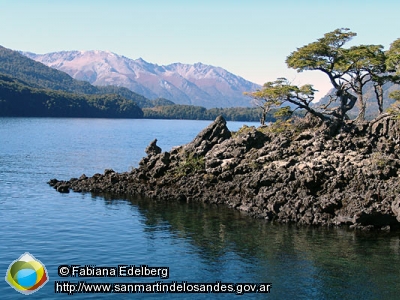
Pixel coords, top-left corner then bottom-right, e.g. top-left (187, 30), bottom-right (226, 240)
top-left (0, 0), bottom-right (399, 100)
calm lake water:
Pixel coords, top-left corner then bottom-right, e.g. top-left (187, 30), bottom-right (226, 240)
top-left (1, 117), bottom-right (400, 299)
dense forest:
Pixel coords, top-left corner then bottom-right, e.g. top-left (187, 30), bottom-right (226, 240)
top-left (0, 73), bottom-right (143, 118)
top-left (142, 104), bottom-right (300, 122)
top-left (0, 46), bottom-right (153, 107)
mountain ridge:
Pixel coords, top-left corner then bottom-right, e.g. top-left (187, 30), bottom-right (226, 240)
top-left (0, 45), bottom-right (152, 108)
top-left (0, 45), bottom-right (144, 117)
top-left (0, 45), bottom-right (267, 121)
top-left (23, 50), bottom-right (261, 108)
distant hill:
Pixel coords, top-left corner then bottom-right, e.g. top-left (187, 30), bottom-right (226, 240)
top-left (142, 105), bottom-right (263, 121)
top-left (149, 98), bottom-right (176, 107)
top-left (0, 46), bottom-right (153, 108)
top-left (0, 73), bottom-right (143, 118)
top-left (0, 46), bottom-right (144, 117)
top-left (23, 50), bottom-right (261, 108)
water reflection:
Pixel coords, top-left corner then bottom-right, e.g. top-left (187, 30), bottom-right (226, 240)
top-left (96, 193), bottom-right (400, 299)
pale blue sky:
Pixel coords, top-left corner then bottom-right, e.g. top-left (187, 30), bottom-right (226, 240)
top-left (0, 0), bottom-right (399, 99)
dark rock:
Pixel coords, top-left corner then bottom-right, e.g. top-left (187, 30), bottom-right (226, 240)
top-left (110, 174), bottom-right (119, 184)
top-left (391, 197), bottom-right (400, 222)
top-left (183, 115), bottom-right (231, 157)
top-left (145, 139), bottom-right (162, 156)
top-left (48, 178), bottom-right (59, 186)
top-left (151, 152), bottom-right (171, 178)
top-left (104, 169), bottom-right (115, 175)
top-left (57, 185), bottom-right (70, 193)
top-left (48, 115), bottom-right (400, 231)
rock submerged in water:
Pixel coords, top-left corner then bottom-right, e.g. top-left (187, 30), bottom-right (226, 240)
top-left (49, 115), bottom-right (400, 231)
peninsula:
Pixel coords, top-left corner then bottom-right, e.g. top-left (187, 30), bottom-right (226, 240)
top-left (49, 115), bottom-right (400, 231)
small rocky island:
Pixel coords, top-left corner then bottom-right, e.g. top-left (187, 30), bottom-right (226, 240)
top-left (49, 115), bottom-right (400, 231)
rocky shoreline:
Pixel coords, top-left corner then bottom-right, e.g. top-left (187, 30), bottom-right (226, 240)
top-left (49, 115), bottom-right (400, 231)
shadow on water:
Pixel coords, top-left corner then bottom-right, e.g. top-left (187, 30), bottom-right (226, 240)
top-left (93, 192), bottom-right (400, 300)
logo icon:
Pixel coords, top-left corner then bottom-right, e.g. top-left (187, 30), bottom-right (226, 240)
top-left (5, 252), bottom-right (49, 295)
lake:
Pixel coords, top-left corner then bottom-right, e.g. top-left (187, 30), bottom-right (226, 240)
top-left (1, 117), bottom-right (400, 299)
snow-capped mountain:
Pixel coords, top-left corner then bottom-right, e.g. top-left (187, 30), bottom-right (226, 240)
top-left (22, 50), bottom-right (260, 108)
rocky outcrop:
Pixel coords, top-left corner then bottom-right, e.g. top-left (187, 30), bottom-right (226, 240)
top-left (49, 115), bottom-right (400, 231)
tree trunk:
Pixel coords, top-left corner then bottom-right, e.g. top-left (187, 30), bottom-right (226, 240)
top-left (260, 109), bottom-right (266, 125)
top-left (374, 83), bottom-right (384, 114)
top-left (337, 88), bottom-right (358, 122)
top-left (355, 93), bottom-right (366, 123)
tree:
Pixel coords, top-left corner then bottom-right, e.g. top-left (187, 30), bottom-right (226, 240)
top-left (249, 29), bottom-right (400, 126)
top-left (248, 90), bottom-right (276, 125)
top-left (338, 44), bottom-right (388, 120)
top-left (284, 29), bottom-right (357, 121)
top-left (386, 38), bottom-right (400, 74)
top-left (273, 106), bottom-right (293, 121)
top-left (387, 38), bottom-right (400, 109)
top-left (248, 78), bottom-right (326, 124)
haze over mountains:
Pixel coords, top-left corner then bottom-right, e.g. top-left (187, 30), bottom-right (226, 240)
top-left (23, 50), bottom-right (261, 108)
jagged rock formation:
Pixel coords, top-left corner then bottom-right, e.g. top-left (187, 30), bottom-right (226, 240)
top-left (49, 115), bottom-right (400, 231)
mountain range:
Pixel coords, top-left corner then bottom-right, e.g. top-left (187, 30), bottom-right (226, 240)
top-left (0, 45), bottom-right (266, 121)
top-left (23, 50), bottom-right (261, 109)
top-left (0, 45), bottom-right (144, 118)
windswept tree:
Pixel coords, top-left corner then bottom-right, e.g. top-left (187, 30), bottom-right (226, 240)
top-left (249, 78), bottom-right (326, 123)
top-left (285, 28), bottom-right (359, 122)
top-left (339, 44), bottom-right (388, 120)
top-left (249, 28), bottom-right (400, 127)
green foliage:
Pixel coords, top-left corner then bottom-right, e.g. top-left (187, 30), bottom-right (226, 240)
top-left (273, 106), bottom-right (293, 120)
top-left (232, 120), bottom-right (292, 136)
top-left (143, 105), bottom-right (208, 120)
top-left (174, 154), bottom-right (205, 177)
top-left (0, 46), bottom-right (153, 108)
top-left (248, 160), bottom-right (262, 170)
top-left (0, 73), bottom-right (143, 118)
top-left (286, 28), bottom-right (357, 73)
top-left (340, 44), bottom-right (386, 73)
top-left (386, 38), bottom-right (400, 74)
top-left (0, 46), bottom-right (97, 93)
top-left (371, 153), bottom-right (389, 169)
top-left (247, 78), bottom-right (325, 122)
top-left (143, 104), bottom-right (274, 122)
top-left (250, 78), bottom-right (295, 106)
top-left (262, 119), bottom-right (295, 134)
top-left (387, 90), bottom-right (400, 118)
top-left (231, 125), bottom-right (257, 138)
top-left (96, 85), bottom-right (152, 108)
top-left (150, 98), bottom-right (176, 107)
top-left (207, 107), bottom-right (264, 121)
top-left (248, 28), bottom-right (400, 125)
top-left (390, 90), bottom-right (400, 101)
